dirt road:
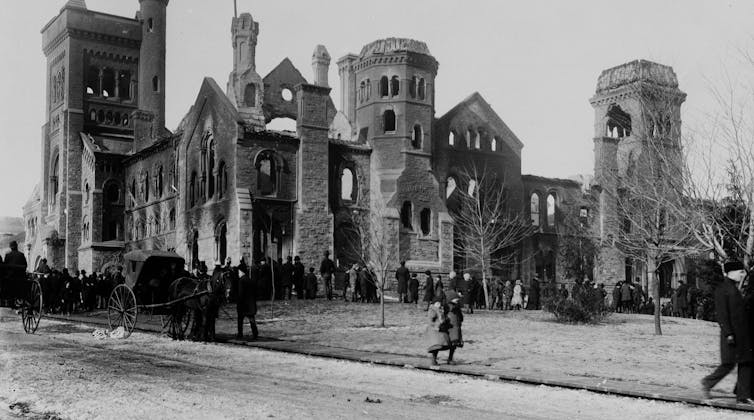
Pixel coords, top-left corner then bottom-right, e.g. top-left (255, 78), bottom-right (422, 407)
top-left (0, 310), bottom-right (746, 419)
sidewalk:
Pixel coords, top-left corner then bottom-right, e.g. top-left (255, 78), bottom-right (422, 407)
top-left (45, 310), bottom-right (754, 414)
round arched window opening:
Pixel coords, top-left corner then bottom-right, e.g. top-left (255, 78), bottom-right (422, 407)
top-left (281, 88), bottom-right (293, 102)
top-left (106, 182), bottom-right (120, 204)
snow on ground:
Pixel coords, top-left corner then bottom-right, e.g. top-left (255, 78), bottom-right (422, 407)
top-left (0, 308), bottom-right (748, 420)
top-left (231, 299), bottom-right (730, 393)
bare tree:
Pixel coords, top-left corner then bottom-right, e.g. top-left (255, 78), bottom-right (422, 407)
top-left (451, 163), bottom-right (536, 309)
top-left (343, 203), bottom-right (398, 327)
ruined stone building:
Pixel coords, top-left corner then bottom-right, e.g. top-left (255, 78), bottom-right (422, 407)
top-left (22, 0), bottom-right (691, 295)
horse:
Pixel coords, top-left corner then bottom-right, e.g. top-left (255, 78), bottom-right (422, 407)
top-left (167, 274), bottom-right (225, 342)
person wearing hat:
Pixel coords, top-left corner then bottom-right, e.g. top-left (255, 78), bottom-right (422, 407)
top-left (235, 263), bottom-right (259, 340)
top-left (292, 256), bottom-right (305, 299)
top-left (422, 270), bottom-right (435, 311)
top-left (702, 260), bottom-right (753, 404)
top-left (446, 291), bottom-right (464, 364)
top-left (319, 250), bottom-right (336, 301)
top-left (463, 273), bottom-right (476, 314)
top-left (2, 241), bottom-right (27, 305)
top-left (395, 261), bottom-right (409, 304)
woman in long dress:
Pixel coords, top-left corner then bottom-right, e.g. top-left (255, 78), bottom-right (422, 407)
top-left (511, 279), bottom-right (524, 310)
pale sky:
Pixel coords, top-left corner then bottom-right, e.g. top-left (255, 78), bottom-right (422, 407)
top-left (0, 0), bottom-right (752, 218)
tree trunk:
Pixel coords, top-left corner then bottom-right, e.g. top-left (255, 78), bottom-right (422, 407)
top-left (270, 263), bottom-right (275, 319)
top-left (482, 273), bottom-right (490, 310)
top-left (380, 287), bottom-right (385, 328)
top-left (647, 259), bottom-right (662, 335)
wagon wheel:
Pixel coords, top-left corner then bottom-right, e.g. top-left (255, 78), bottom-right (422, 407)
top-left (108, 284), bottom-right (137, 338)
top-left (160, 310), bottom-right (191, 338)
top-left (21, 279), bottom-right (43, 334)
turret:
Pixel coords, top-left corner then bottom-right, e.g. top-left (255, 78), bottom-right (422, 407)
top-left (226, 12), bottom-right (264, 128)
top-left (311, 45), bottom-right (331, 88)
top-left (137, 0), bottom-right (168, 134)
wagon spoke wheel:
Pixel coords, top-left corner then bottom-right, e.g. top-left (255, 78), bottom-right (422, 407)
top-left (160, 314), bottom-right (173, 336)
top-left (22, 280), bottom-right (43, 334)
top-left (108, 284), bottom-right (137, 339)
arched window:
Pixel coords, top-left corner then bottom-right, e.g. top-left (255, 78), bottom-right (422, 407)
top-left (465, 129), bottom-right (472, 148)
top-left (102, 68), bottom-right (115, 97)
top-left (258, 156), bottom-right (276, 196)
top-left (244, 83), bottom-right (257, 107)
top-left (189, 171), bottom-right (197, 207)
top-left (418, 78), bottom-right (426, 100)
top-left (118, 71), bottom-right (131, 99)
top-left (446, 177), bottom-right (457, 198)
top-left (606, 104), bottom-right (631, 138)
top-left (390, 76), bottom-right (400, 97)
top-left (144, 171), bottom-right (150, 202)
top-left (86, 66), bottom-right (99, 96)
top-left (365, 79), bottom-right (371, 100)
top-left (90, 109), bottom-right (97, 121)
top-left (412, 124), bottom-right (422, 149)
top-left (50, 155), bottom-right (60, 206)
top-left (217, 161), bottom-right (227, 199)
top-left (207, 140), bottom-right (215, 199)
top-left (216, 221), bottom-right (228, 262)
top-left (383, 110), bottom-right (396, 132)
top-left (105, 182), bottom-right (120, 204)
top-left (359, 81), bottom-right (365, 103)
top-left (152, 76), bottom-right (160, 93)
top-left (400, 201), bottom-right (413, 230)
top-left (491, 136), bottom-right (499, 152)
top-left (409, 77), bottom-right (417, 98)
top-left (84, 183), bottom-right (90, 204)
top-left (530, 193), bottom-right (540, 226)
top-left (157, 166), bottom-right (164, 198)
top-left (380, 76), bottom-right (389, 97)
top-left (449, 131), bottom-right (455, 147)
top-left (420, 208), bottom-right (432, 236)
top-left (106, 111), bottom-right (114, 124)
top-left (547, 193), bottom-right (556, 226)
top-left (341, 167), bottom-right (356, 202)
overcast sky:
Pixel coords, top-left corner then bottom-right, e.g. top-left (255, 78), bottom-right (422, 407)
top-left (0, 0), bottom-right (752, 218)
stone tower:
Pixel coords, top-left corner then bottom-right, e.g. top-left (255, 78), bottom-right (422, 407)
top-left (226, 12), bottom-right (265, 129)
top-left (590, 60), bottom-right (686, 287)
top-left (311, 45), bottom-right (331, 88)
top-left (137, 0), bottom-right (168, 138)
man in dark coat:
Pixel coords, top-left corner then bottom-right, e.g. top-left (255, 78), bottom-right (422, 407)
top-left (292, 256), bottom-right (305, 299)
top-left (4, 241), bottom-right (27, 301)
top-left (304, 267), bottom-right (318, 299)
top-left (235, 264), bottom-right (259, 340)
top-left (463, 273), bottom-right (475, 314)
top-left (529, 275), bottom-right (541, 310)
top-left (408, 273), bottom-right (420, 305)
top-left (319, 250), bottom-right (336, 300)
top-left (422, 270), bottom-right (435, 310)
top-left (395, 261), bottom-right (409, 303)
top-left (702, 260), bottom-right (753, 404)
top-left (676, 280), bottom-right (689, 318)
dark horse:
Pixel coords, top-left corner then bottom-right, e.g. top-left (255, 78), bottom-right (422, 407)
top-left (167, 275), bottom-right (225, 341)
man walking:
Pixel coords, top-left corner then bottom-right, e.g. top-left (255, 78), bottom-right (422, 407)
top-left (235, 263), bottom-right (259, 340)
top-left (701, 260), bottom-right (753, 404)
top-left (319, 250), bottom-right (336, 300)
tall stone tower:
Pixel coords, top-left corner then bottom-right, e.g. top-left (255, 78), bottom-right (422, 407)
top-left (311, 45), bottom-right (331, 88)
top-left (136, 0), bottom-right (168, 139)
top-left (226, 12), bottom-right (265, 129)
top-left (590, 60), bottom-right (686, 288)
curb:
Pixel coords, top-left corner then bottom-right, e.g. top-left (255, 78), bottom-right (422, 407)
top-left (43, 313), bottom-right (754, 413)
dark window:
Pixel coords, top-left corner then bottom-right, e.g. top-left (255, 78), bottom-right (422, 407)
top-left (258, 157), bottom-right (276, 196)
top-left (85, 183), bottom-right (90, 204)
top-left (130, 179), bottom-right (137, 207)
top-left (383, 110), bottom-right (396, 132)
top-left (144, 171), bottom-right (150, 202)
top-left (412, 124), bottom-right (422, 149)
top-left (359, 81), bottom-right (365, 103)
top-left (169, 208), bottom-right (176, 230)
top-left (606, 104), bottom-right (631, 138)
top-left (400, 201), bottom-right (413, 230)
top-left (380, 76), bottom-right (389, 97)
top-left (86, 66), bottom-right (99, 96)
top-left (147, 18), bottom-right (154, 32)
top-left (390, 76), bottom-right (400, 97)
top-left (207, 141), bottom-right (215, 199)
top-left (157, 166), bottom-right (164, 197)
top-left (102, 68), bottom-right (115, 98)
top-left (152, 76), bottom-right (160, 92)
top-left (106, 111), bottom-right (113, 124)
top-left (420, 208), bottom-right (431, 235)
top-left (118, 71), bottom-right (131, 99)
top-left (218, 161), bottom-right (227, 199)
top-left (190, 171), bottom-right (197, 207)
top-left (106, 182), bottom-right (120, 203)
top-left (418, 78), bottom-right (426, 100)
top-left (244, 83), bottom-right (256, 106)
top-left (409, 77), bottom-right (417, 98)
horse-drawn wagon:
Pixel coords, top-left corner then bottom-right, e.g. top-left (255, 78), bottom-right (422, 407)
top-left (108, 250), bottom-right (213, 339)
top-left (0, 263), bottom-right (43, 334)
